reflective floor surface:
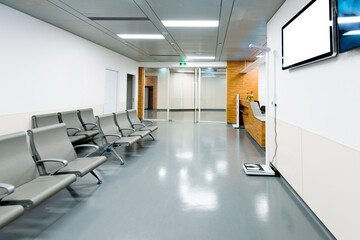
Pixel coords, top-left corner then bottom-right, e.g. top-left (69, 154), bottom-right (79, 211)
top-left (144, 110), bottom-right (226, 122)
top-left (0, 121), bottom-right (333, 240)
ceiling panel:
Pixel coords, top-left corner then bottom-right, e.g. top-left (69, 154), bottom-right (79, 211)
top-left (0, 0), bottom-right (286, 62)
top-left (95, 20), bottom-right (160, 35)
top-left (168, 28), bottom-right (218, 56)
top-left (59, 0), bottom-right (146, 18)
top-left (220, 0), bottom-right (285, 60)
top-left (146, 0), bottom-right (221, 20)
top-left (96, 20), bottom-right (179, 56)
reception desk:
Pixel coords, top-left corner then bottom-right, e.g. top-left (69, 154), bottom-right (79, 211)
top-left (239, 100), bottom-right (265, 148)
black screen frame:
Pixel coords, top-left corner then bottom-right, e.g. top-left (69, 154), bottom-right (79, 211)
top-left (281, 0), bottom-right (337, 70)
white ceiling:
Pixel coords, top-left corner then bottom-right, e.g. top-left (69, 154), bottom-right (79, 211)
top-left (0, 0), bottom-right (285, 62)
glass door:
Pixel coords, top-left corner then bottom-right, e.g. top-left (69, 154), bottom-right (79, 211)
top-left (198, 68), bottom-right (227, 123)
top-left (168, 68), bottom-right (195, 122)
top-left (143, 68), bottom-right (169, 121)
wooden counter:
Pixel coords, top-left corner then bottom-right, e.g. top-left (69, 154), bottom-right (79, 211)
top-left (240, 100), bottom-right (265, 148)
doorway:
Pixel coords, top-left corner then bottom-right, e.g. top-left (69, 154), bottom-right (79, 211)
top-left (126, 74), bottom-right (135, 110)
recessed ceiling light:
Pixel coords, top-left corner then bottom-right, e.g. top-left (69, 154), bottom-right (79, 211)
top-left (187, 56), bottom-right (216, 60)
top-left (162, 20), bottom-right (219, 27)
top-left (117, 34), bottom-right (165, 39)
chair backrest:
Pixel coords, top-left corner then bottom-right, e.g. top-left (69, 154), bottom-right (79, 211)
top-left (126, 109), bottom-right (141, 125)
top-left (32, 113), bottom-right (60, 128)
top-left (78, 108), bottom-right (97, 129)
top-left (96, 114), bottom-right (121, 137)
top-left (28, 124), bottom-right (77, 169)
top-left (0, 132), bottom-right (39, 188)
top-left (59, 110), bottom-right (84, 130)
top-left (250, 102), bottom-right (264, 117)
top-left (114, 111), bottom-right (133, 130)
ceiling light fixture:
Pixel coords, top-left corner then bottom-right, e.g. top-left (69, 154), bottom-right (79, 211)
top-left (186, 56), bottom-right (216, 60)
top-left (162, 20), bottom-right (219, 27)
top-left (117, 34), bottom-right (165, 39)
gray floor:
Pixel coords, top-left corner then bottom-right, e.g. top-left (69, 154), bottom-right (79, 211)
top-left (145, 110), bottom-right (226, 122)
top-left (0, 121), bottom-right (333, 240)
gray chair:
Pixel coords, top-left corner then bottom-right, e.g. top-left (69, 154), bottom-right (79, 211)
top-left (114, 111), bottom-right (153, 140)
top-left (59, 110), bottom-right (99, 139)
top-left (96, 114), bottom-right (141, 165)
top-left (28, 124), bottom-right (107, 184)
top-left (0, 183), bottom-right (24, 229)
top-left (32, 113), bottom-right (87, 144)
top-left (126, 109), bottom-right (158, 133)
top-left (0, 132), bottom-right (76, 209)
top-left (78, 108), bottom-right (98, 131)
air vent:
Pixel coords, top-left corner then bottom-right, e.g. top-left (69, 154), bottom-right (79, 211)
top-left (89, 17), bottom-right (149, 21)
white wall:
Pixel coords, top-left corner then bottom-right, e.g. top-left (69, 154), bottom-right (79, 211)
top-left (0, 4), bottom-right (138, 135)
top-left (267, 0), bottom-right (360, 239)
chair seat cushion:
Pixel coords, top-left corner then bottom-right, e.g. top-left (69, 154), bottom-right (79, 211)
top-left (0, 205), bottom-right (24, 229)
top-left (141, 126), bottom-right (158, 132)
top-left (1, 175), bottom-right (76, 209)
top-left (114, 136), bottom-right (141, 145)
top-left (129, 130), bottom-right (150, 138)
top-left (58, 156), bottom-right (107, 177)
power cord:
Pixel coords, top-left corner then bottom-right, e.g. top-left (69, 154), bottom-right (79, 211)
top-left (271, 103), bottom-right (278, 163)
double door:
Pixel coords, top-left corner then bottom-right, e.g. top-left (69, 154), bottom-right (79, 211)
top-left (143, 67), bottom-right (226, 123)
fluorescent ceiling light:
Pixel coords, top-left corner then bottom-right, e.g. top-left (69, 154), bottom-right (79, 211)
top-left (162, 20), bottom-right (219, 27)
top-left (343, 30), bottom-right (360, 36)
top-left (117, 34), bottom-right (164, 39)
top-left (256, 55), bottom-right (264, 58)
top-left (177, 70), bottom-right (194, 73)
top-left (187, 56), bottom-right (215, 60)
top-left (338, 16), bottom-right (360, 24)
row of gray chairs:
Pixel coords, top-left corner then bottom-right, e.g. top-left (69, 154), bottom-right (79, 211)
top-left (0, 109), bottom-right (158, 229)
top-left (95, 110), bottom-right (158, 165)
top-left (0, 123), bottom-right (107, 229)
top-left (32, 108), bottom-right (99, 145)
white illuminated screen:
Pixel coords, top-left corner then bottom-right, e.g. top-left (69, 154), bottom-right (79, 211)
top-left (282, 0), bottom-right (333, 69)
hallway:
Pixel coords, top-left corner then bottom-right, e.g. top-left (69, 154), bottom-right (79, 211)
top-left (0, 121), bottom-right (332, 239)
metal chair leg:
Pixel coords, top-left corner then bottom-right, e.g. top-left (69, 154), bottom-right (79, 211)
top-left (90, 170), bottom-right (102, 184)
top-left (149, 133), bottom-right (155, 141)
top-left (108, 147), bottom-right (125, 165)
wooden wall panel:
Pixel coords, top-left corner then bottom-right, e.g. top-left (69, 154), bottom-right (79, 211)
top-left (227, 61), bottom-right (258, 123)
top-left (240, 100), bottom-right (265, 148)
top-left (138, 67), bottom-right (144, 119)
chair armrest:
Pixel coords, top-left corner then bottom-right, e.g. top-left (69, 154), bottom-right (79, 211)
top-left (0, 183), bottom-right (15, 200)
top-left (74, 144), bottom-right (99, 157)
top-left (37, 158), bottom-right (68, 175)
top-left (66, 127), bottom-right (81, 136)
top-left (132, 123), bottom-right (146, 130)
top-left (141, 120), bottom-right (153, 126)
top-left (84, 123), bottom-right (97, 130)
top-left (102, 134), bottom-right (122, 144)
top-left (120, 128), bottom-right (135, 136)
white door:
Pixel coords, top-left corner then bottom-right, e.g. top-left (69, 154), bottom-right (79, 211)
top-left (104, 69), bottom-right (118, 114)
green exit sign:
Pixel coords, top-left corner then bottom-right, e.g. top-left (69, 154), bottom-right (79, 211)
top-left (180, 62), bottom-right (186, 66)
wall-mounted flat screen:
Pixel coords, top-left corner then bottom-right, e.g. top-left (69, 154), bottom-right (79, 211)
top-left (338, 0), bottom-right (360, 52)
top-left (282, 0), bottom-right (337, 70)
